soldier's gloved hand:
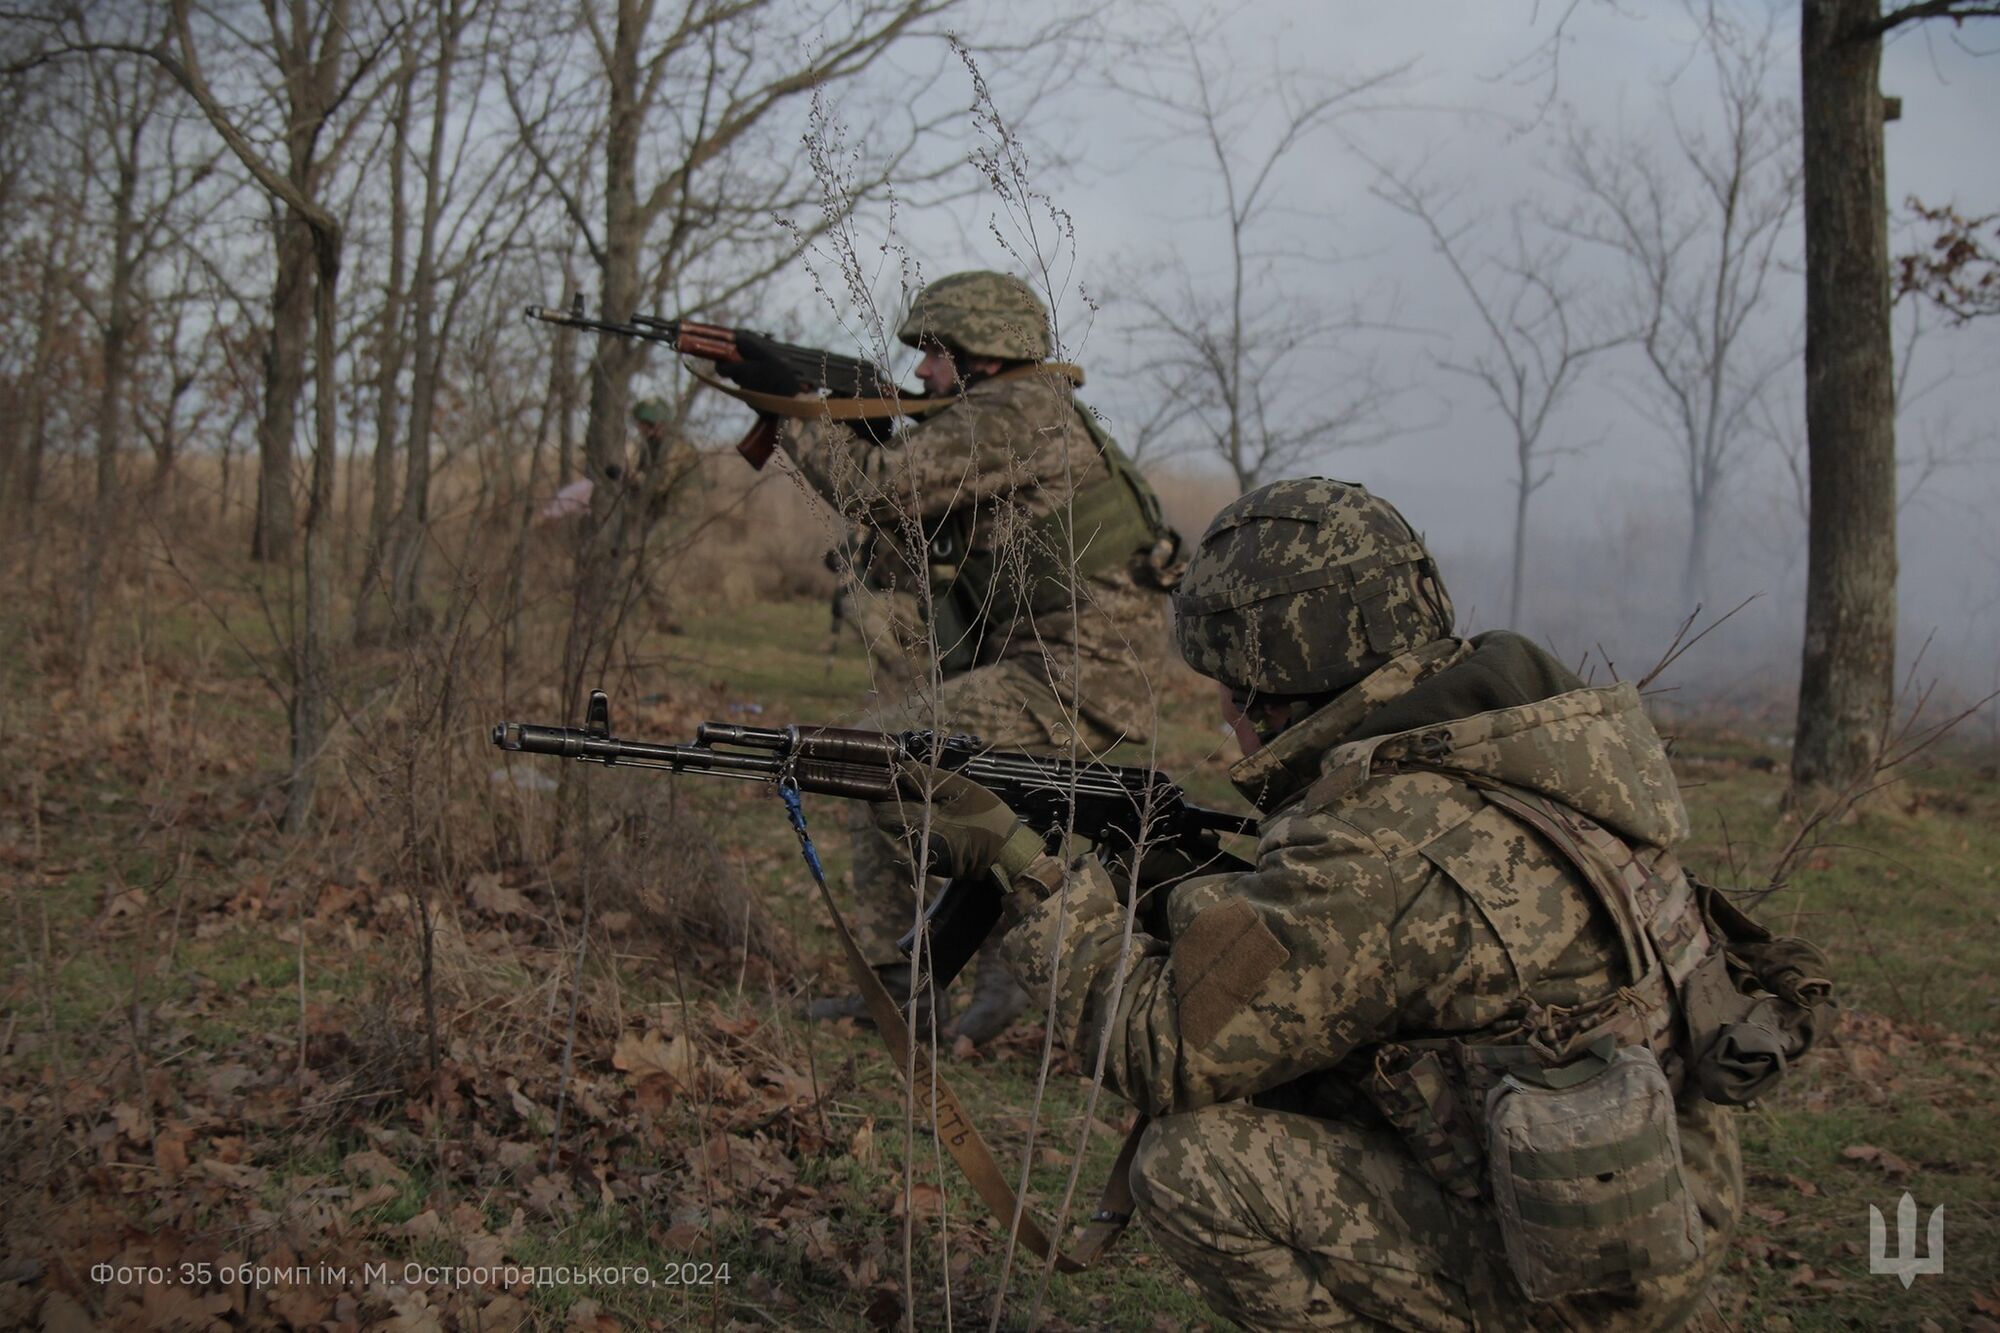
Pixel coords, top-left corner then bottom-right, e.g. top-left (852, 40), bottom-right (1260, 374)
top-left (1101, 830), bottom-right (1254, 895)
top-left (718, 331), bottom-right (806, 397)
top-left (847, 414), bottom-right (899, 446)
top-left (870, 763), bottom-right (1047, 883)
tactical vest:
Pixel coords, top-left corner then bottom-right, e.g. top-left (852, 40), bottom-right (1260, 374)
top-left (1360, 774), bottom-right (1834, 1203)
top-left (925, 397), bottom-right (1177, 675)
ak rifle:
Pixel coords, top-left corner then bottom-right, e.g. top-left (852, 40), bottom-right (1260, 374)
top-left (526, 297), bottom-right (924, 468)
top-left (492, 690), bottom-right (1255, 990)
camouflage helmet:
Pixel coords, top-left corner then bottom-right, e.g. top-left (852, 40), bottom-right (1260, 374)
top-left (895, 271), bottom-right (1052, 361)
top-left (632, 397), bottom-right (671, 425)
top-left (1173, 478), bottom-right (1455, 696)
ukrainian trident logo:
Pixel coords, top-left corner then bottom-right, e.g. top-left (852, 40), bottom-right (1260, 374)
top-left (1868, 1192), bottom-right (1944, 1288)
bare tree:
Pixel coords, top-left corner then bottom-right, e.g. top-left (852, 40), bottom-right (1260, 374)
top-left (133, 249), bottom-right (227, 510)
top-left (54, 0), bottom-right (400, 830)
top-left (1556, 7), bottom-right (1801, 605)
top-left (59, 19), bottom-right (219, 670)
top-left (502, 0), bottom-right (981, 718)
top-left (383, 0), bottom-right (520, 637)
top-left (1373, 171), bottom-right (1625, 626)
top-left (1791, 0), bottom-right (2000, 803)
top-left (351, 56), bottom-right (414, 645)
top-left (1106, 16), bottom-right (1409, 492)
top-left (0, 69), bottom-right (88, 533)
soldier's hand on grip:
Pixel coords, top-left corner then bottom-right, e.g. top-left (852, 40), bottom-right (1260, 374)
top-left (716, 330), bottom-right (807, 397)
top-left (870, 763), bottom-right (1044, 882)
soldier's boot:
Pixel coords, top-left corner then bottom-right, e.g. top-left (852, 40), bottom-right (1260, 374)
top-left (946, 941), bottom-right (1031, 1046)
top-left (806, 963), bottom-right (937, 1037)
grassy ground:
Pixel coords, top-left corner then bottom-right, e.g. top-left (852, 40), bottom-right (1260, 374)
top-left (4, 582), bottom-right (1997, 1330)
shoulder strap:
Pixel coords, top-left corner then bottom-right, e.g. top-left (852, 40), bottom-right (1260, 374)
top-left (1463, 779), bottom-right (1656, 986)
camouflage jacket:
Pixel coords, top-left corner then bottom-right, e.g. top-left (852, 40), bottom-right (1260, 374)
top-left (780, 368), bottom-right (1166, 739)
top-left (999, 633), bottom-right (1694, 1118)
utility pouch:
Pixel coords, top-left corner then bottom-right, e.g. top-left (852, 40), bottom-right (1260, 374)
top-left (1680, 879), bottom-right (1836, 1106)
top-left (1486, 1044), bottom-right (1704, 1301)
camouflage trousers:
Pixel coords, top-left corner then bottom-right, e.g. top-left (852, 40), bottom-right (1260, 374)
top-left (846, 657), bottom-right (1120, 966)
top-left (1130, 1101), bottom-right (1741, 1332)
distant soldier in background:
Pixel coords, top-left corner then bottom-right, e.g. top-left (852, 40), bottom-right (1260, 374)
top-left (719, 270), bottom-right (1182, 1044)
top-left (535, 396), bottom-right (703, 529)
top-left (630, 396), bottom-right (703, 526)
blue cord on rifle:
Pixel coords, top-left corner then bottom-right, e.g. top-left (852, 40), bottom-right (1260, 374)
top-left (779, 778), bottom-right (827, 886)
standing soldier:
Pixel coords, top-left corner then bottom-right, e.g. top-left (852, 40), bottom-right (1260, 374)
top-left (870, 479), bottom-right (1832, 1326)
top-left (719, 270), bottom-right (1181, 1044)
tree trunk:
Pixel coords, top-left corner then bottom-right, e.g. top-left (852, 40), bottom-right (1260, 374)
top-left (555, 261), bottom-right (581, 486)
top-left (253, 209), bottom-right (312, 561)
top-left (560, 0), bottom-right (648, 722)
top-left (77, 136), bottom-right (144, 675)
top-left (1683, 482), bottom-right (1715, 610)
top-left (16, 242), bottom-right (64, 532)
top-left (1508, 469), bottom-right (1530, 628)
top-left (353, 73), bottom-right (411, 647)
top-left (1791, 0), bottom-right (1898, 799)
top-left (388, 7), bottom-right (464, 638)
top-left (285, 228), bottom-right (342, 833)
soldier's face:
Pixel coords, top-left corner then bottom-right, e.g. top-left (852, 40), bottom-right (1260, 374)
top-left (1219, 682), bottom-right (1266, 757)
top-left (916, 343), bottom-right (961, 397)
top-left (1220, 682), bottom-right (1300, 757)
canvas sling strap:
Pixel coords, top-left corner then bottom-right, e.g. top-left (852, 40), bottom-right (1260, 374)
top-left (689, 361), bottom-right (1087, 469)
top-left (777, 782), bottom-right (1141, 1273)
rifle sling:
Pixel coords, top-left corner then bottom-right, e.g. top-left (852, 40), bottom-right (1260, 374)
top-left (788, 798), bottom-right (1139, 1274)
top-left (687, 360), bottom-right (1087, 423)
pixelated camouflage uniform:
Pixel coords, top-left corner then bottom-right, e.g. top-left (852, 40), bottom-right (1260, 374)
top-left (824, 457), bottom-right (929, 690)
top-left (1000, 633), bottom-right (1741, 1330)
top-left (781, 366), bottom-right (1169, 963)
top-left (832, 574), bottom-right (928, 687)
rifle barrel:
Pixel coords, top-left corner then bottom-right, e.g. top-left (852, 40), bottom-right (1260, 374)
top-left (492, 716), bottom-right (1256, 838)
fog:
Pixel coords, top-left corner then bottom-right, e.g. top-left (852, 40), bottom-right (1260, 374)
top-left (768, 1), bottom-right (2000, 721)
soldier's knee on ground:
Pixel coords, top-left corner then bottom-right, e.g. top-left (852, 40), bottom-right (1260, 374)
top-left (1132, 1106), bottom-right (1492, 1332)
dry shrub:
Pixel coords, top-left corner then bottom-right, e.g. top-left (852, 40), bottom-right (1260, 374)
top-left (594, 780), bottom-right (799, 977)
top-left (667, 455), bottom-right (842, 606)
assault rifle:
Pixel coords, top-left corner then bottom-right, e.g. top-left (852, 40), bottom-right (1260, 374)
top-left (526, 296), bottom-right (927, 468)
top-left (492, 690), bottom-right (1255, 990)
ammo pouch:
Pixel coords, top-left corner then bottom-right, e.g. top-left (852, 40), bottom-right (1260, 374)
top-left (1360, 776), bottom-right (1835, 1291)
top-left (1486, 1044), bottom-right (1705, 1300)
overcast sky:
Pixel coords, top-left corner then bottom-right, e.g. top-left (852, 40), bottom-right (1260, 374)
top-left (771, 1), bottom-right (2000, 709)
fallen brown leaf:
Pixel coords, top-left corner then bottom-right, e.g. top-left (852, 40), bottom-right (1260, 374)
top-left (342, 1149), bottom-right (407, 1185)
